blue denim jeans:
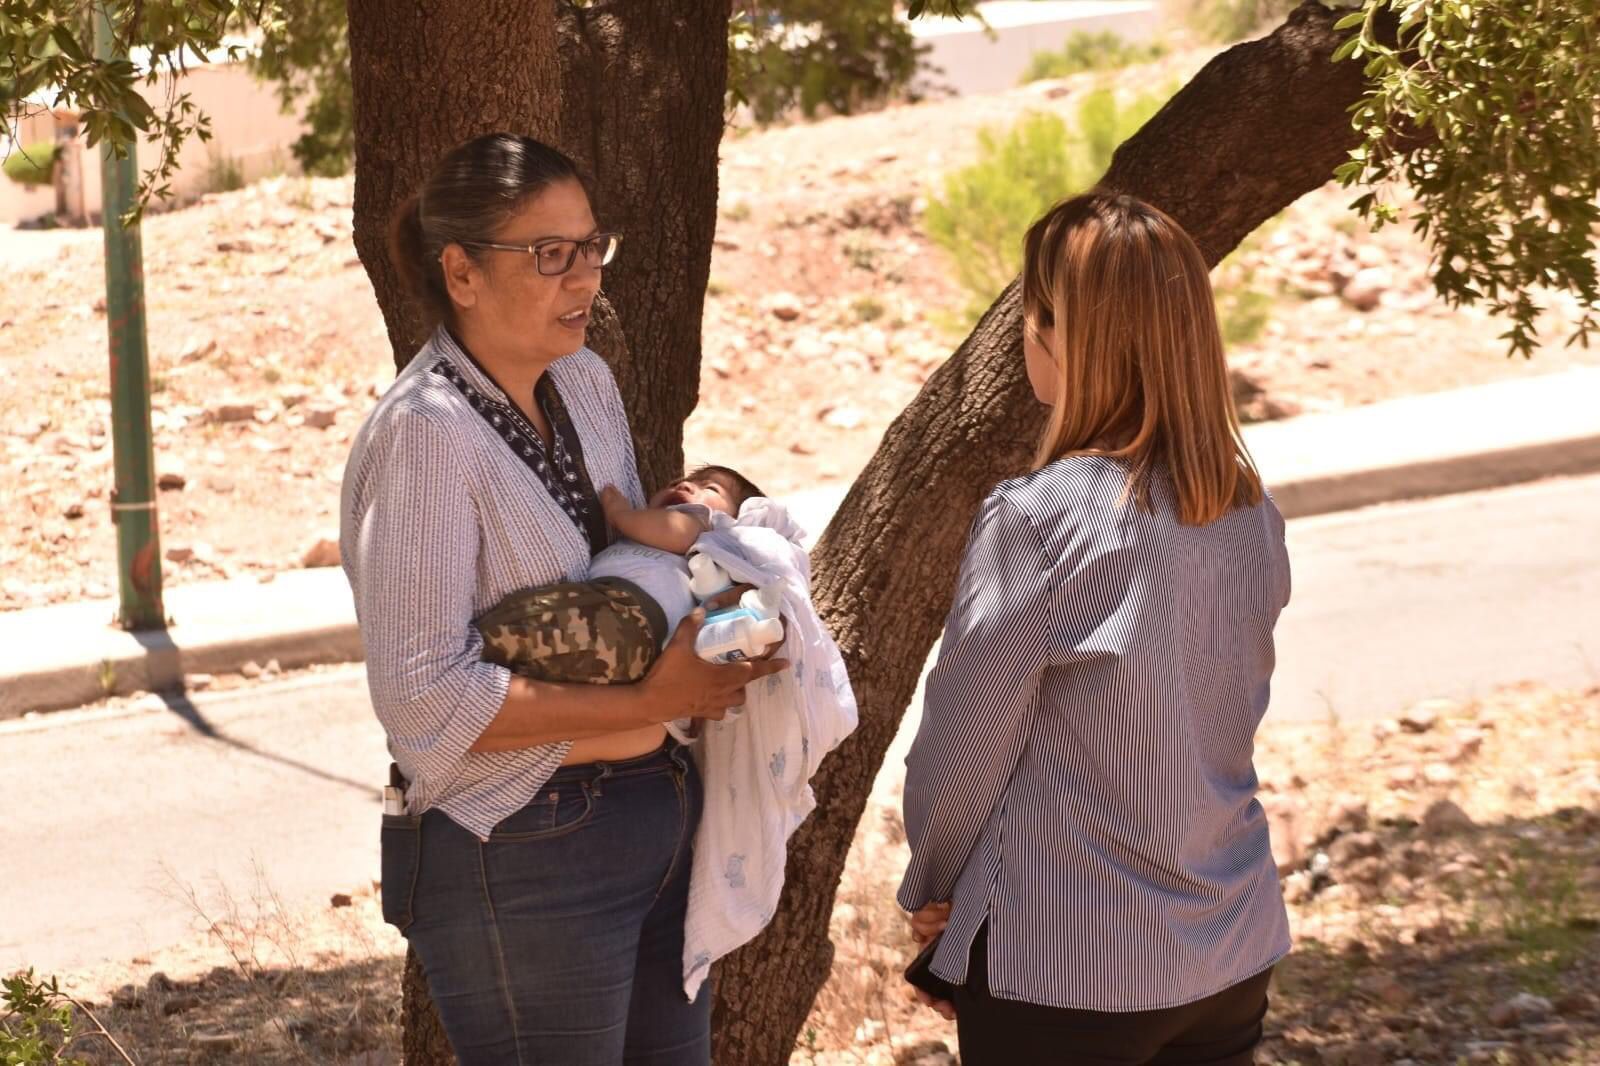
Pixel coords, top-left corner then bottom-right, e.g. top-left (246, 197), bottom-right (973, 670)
top-left (381, 741), bottom-right (709, 1065)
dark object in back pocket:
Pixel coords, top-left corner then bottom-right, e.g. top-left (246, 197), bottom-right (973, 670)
top-left (379, 813), bottom-right (422, 932)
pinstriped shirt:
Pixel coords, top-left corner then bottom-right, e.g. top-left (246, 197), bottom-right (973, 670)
top-left (340, 327), bottom-right (645, 840)
top-left (898, 455), bottom-right (1292, 1012)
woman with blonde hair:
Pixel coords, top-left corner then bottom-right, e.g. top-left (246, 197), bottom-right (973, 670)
top-left (897, 191), bottom-right (1292, 1065)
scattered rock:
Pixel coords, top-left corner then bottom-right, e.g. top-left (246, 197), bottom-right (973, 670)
top-left (301, 406), bottom-right (339, 430)
top-left (1329, 831), bottom-right (1384, 865)
top-left (1422, 763), bottom-right (1457, 786)
top-left (896, 1039), bottom-right (956, 1066)
top-left (1342, 266), bottom-right (1393, 311)
top-left (822, 406), bottom-right (865, 430)
top-left (1281, 870), bottom-right (1314, 903)
top-left (112, 984), bottom-right (143, 1009)
top-left (162, 993), bottom-right (202, 1015)
top-left (853, 1018), bottom-right (886, 1045)
top-left (189, 1031), bottom-right (243, 1054)
top-left (157, 469), bottom-right (187, 490)
top-left (1400, 699), bottom-right (1453, 733)
top-left (1386, 764), bottom-right (1420, 788)
top-left (789, 440), bottom-right (816, 456)
top-left (301, 535), bottom-right (340, 568)
top-left (209, 401), bottom-right (258, 424)
top-left (206, 475), bottom-right (236, 494)
top-left (1489, 992), bottom-right (1553, 1028)
top-left (240, 660), bottom-right (264, 680)
top-left (264, 658), bottom-right (282, 676)
top-left (330, 892), bottom-right (353, 908)
top-left (185, 673), bottom-right (216, 692)
top-left (1331, 798), bottom-right (1370, 836)
top-left (1421, 799), bottom-right (1475, 837)
top-left (216, 236), bottom-right (261, 253)
top-left (767, 293), bottom-right (803, 321)
top-left (62, 501), bottom-right (85, 519)
top-left (1447, 731), bottom-right (1485, 763)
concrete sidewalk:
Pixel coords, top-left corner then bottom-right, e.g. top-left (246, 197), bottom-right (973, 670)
top-left (3, 367), bottom-right (1597, 719)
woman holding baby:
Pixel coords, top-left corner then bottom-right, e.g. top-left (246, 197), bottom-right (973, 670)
top-left (340, 133), bottom-right (785, 1065)
top-left (899, 193), bottom-right (1293, 1065)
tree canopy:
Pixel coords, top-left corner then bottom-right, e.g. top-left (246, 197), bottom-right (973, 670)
top-left (4, 0), bottom-right (1595, 356)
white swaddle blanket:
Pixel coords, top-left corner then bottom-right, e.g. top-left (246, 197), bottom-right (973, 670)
top-left (677, 498), bottom-right (859, 1000)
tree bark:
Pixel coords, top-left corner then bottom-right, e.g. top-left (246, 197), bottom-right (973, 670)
top-left (345, 0), bottom-right (564, 366)
top-left (555, 0), bottom-right (733, 493)
top-left (348, 1), bottom-right (1378, 1062)
top-left (708, 5), bottom-right (1374, 1062)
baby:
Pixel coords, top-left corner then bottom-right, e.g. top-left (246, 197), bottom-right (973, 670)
top-left (475, 465), bottom-right (772, 685)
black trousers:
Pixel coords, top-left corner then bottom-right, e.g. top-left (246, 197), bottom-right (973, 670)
top-left (953, 927), bottom-right (1274, 1066)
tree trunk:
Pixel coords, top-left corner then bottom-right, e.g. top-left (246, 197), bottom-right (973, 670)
top-left (346, 0), bottom-right (564, 367)
top-left (708, 5), bottom-right (1374, 1061)
top-left (555, 0), bottom-right (733, 494)
top-left (348, 0), bottom-right (1378, 1061)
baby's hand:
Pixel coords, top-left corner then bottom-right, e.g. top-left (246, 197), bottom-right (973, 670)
top-left (600, 485), bottom-right (632, 520)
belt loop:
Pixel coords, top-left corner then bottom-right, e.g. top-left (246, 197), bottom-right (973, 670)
top-left (591, 762), bottom-right (612, 797)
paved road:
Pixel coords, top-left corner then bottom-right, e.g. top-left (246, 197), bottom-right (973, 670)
top-left (4, 474), bottom-right (1596, 976)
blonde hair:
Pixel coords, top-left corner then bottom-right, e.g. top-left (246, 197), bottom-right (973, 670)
top-left (1021, 191), bottom-right (1263, 527)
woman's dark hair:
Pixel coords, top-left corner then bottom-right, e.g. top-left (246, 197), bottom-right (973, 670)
top-left (388, 132), bottom-right (587, 328)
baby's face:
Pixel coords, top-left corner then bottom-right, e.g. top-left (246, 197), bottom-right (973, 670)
top-left (650, 474), bottom-right (741, 517)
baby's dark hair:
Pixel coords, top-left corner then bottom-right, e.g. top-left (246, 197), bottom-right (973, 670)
top-left (687, 465), bottom-right (766, 509)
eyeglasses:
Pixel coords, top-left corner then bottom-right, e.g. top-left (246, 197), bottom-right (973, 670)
top-left (459, 232), bottom-right (622, 276)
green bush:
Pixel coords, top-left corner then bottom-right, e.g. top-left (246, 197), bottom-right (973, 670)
top-left (1020, 31), bottom-right (1167, 83)
top-left (2, 142), bottom-right (58, 187)
top-left (925, 85), bottom-right (1172, 324)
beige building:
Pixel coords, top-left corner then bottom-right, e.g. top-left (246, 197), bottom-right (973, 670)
top-left (1, 48), bottom-right (308, 226)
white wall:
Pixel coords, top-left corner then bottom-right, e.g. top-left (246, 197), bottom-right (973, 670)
top-left (911, 0), bottom-right (1162, 97)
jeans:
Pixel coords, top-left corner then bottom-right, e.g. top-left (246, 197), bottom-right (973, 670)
top-left (380, 741), bottom-right (709, 1065)
top-left (954, 925), bottom-right (1274, 1066)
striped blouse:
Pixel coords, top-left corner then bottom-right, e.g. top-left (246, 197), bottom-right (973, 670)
top-left (897, 455), bottom-right (1292, 1012)
top-left (340, 327), bottom-right (645, 841)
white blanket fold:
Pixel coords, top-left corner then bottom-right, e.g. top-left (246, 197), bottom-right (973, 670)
top-left (677, 499), bottom-right (859, 1000)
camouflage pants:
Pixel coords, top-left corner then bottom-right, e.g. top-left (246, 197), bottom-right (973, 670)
top-left (474, 577), bottom-right (669, 685)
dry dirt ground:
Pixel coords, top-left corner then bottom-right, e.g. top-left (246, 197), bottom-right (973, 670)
top-left (4, 51), bottom-right (1599, 612)
top-left (21, 681), bottom-right (1600, 1065)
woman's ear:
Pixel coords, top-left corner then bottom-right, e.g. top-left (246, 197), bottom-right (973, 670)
top-left (440, 243), bottom-right (480, 312)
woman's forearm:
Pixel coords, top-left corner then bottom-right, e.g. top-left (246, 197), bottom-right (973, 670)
top-left (468, 676), bottom-right (659, 752)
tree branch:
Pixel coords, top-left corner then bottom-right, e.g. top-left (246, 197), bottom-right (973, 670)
top-left (710, 5), bottom-right (1377, 1061)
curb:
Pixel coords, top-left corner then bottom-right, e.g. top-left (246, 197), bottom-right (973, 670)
top-left (0, 568), bottom-right (364, 721)
top-left (1267, 432), bottom-right (1600, 520)
top-left (5, 370), bottom-right (1598, 720)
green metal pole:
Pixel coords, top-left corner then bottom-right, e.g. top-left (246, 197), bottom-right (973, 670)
top-left (95, 5), bottom-right (164, 630)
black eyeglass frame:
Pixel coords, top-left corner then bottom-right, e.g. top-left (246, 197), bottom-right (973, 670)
top-left (457, 232), bottom-right (623, 276)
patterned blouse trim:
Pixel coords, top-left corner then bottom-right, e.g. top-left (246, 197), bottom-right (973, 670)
top-left (428, 338), bottom-right (609, 553)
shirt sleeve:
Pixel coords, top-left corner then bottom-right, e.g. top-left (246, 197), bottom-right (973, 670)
top-left (898, 494), bottom-right (1056, 912)
top-left (346, 411), bottom-right (511, 790)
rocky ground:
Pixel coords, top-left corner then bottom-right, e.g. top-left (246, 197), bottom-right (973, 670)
top-left (19, 681), bottom-right (1598, 1065)
top-left (4, 49), bottom-right (1598, 613)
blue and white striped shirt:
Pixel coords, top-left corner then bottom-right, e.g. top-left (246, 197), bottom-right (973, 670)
top-left (340, 328), bottom-right (645, 840)
top-left (898, 455), bottom-right (1292, 1012)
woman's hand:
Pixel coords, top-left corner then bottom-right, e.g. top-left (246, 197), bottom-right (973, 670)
top-left (640, 608), bottom-right (788, 722)
top-left (703, 583), bottom-right (787, 660)
top-left (913, 988), bottom-right (957, 1021)
top-left (909, 901), bottom-right (951, 946)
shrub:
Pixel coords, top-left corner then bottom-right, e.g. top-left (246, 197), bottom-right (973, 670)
top-left (2, 142), bottom-right (58, 187)
top-left (924, 85), bottom-right (1173, 324)
top-left (204, 151), bottom-right (245, 194)
top-left (1020, 31), bottom-right (1167, 83)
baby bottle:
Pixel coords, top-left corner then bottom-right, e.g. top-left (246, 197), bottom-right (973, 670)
top-left (695, 585), bottom-right (784, 663)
